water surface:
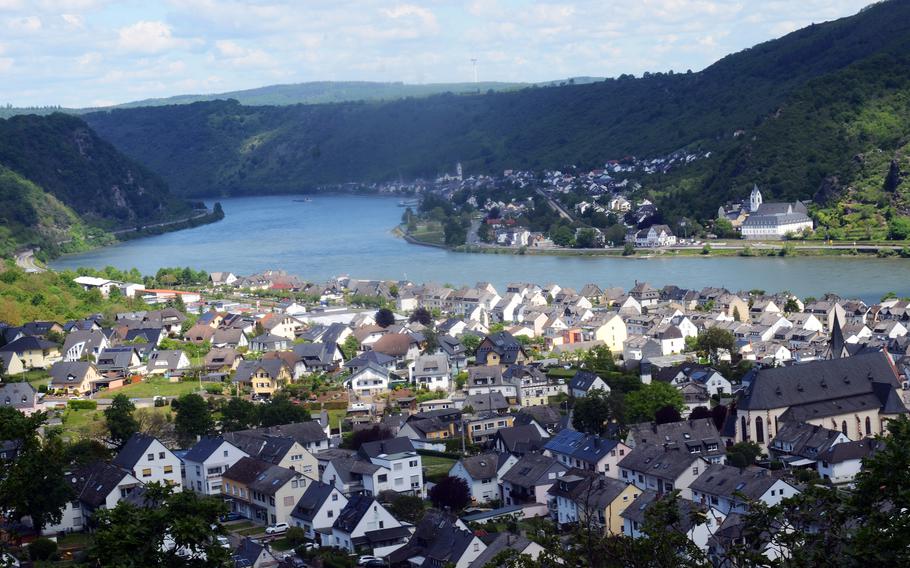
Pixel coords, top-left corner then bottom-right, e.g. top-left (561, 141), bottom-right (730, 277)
top-left (51, 195), bottom-right (910, 304)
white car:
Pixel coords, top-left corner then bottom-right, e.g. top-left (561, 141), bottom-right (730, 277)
top-left (303, 542), bottom-right (320, 551)
top-left (215, 536), bottom-right (230, 549)
top-left (265, 522), bottom-right (289, 535)
top-left (358, 556), bottom-right (382, 566)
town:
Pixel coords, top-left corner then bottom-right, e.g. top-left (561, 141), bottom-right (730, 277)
top-left (1, 265), bottom-right (908, 567)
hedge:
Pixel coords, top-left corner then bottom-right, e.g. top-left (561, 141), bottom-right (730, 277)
top-left (67, 400), bottom-right (98, 410)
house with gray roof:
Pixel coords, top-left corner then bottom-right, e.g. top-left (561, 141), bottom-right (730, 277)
top-left (222, 457), bottom-right (310, 526)
top-left (544, 429), bottom-right (630, 476)
top-left (626, 419), bottom-right (726, 464)
top-left (500, 453), bottom-right (567, 507)
top-left (290, 480), bottom-right (349, 542)
top-left (329, 494), bottom-right (402, 553)
top-left (569, 370), bottom-right (610, 398)
top-left (62, 329), bottom-right (110, 362)
top-left (690, 464), bottom-right (799, 515)
top-left (411, 353), bottom-right (451, 391)
top-left (147, 349), bottom-right (191, 375)
top-left (618, 445), bottom-right (709, 499)
top-left (182, 437), bottom-right (249, 495)
top-left (232, 537), bottom-right (277, 568)
top-left (49, 360), bottom-right (102, 395)
top-left (449, 452), bottom-right (517, 504)
top-left (112, 433), bottom-right (182, 490)
top-left (96, 346), bottom-right (143, 376)
top-left (768, 421), bottom-right (848, 467)
top-left (0, 382), bottom-right (38, 415)
top-left (387, 509), bottom-right (485, 568)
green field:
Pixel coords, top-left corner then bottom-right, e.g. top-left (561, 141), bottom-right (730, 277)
top-left (422, 455), bottom-right (457, 480)
top-left (96, 377), bottom-right (203, 399)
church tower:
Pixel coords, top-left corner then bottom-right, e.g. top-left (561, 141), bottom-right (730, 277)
top-left (749, 184), bottom-right (763, 212)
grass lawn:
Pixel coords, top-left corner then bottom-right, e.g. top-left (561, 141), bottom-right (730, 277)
top-left (422, 455), bottom-right (457, 480)
top-left (22, 369), bottom-right (51, 390)
top-left (225, 521), bottom-right (255, 532)
top-left (96, 377), bottom-right (203, 399)
top-left (235, 526), bottom-right (266, 537)
top-left (269, 537), bottom-right (292, 551)
top-left (57, 532), bottom-right (93, 549)
top-left (61, 407), bottom-right (104, 433)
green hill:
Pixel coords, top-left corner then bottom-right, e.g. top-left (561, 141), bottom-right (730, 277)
top-left (0, 113), bottom-right (206, 258)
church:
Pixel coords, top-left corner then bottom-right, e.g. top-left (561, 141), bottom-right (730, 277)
top-left (740, 185), bottom-right (814, 239)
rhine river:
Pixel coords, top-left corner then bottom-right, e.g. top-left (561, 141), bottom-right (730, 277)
top-left (51, 195), bottom-right (910, 304)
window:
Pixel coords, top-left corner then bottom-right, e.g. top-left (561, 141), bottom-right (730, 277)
top-left (394, 477), bottom-right (404, 486)
top-left (147, 453), bottom-right (154, 461)
top-left (224, 450), bottom-right (229, 457)
top-left (378, 474), bottom-right (388, 483)
top-left (409, 460), bottom-right (418, 467)
top-left (164, 465), bottom-right (174, 474)
top-left (142, 468), bottom-right (152, 477)
top-left (331, 493), bottom-right (338, 501)
top-left (327, 510), bottom-right (334, 518)
top-left (393, 462), bottom-right (403, 471)
top-left (865, 416), bottom-right (872, 436)
top-left (755, 417), bottom-right (764, 444)
top-left (841, 421), bottom-right (848, 436)
top-left (692, 467), bottom-right (699, 476)
top-left (159, 452), bottom-right (165, 459)
top-left (284, 496), bottom-right (294, 506)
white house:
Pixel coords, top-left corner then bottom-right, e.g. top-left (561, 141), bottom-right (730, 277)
top-left (817, 439), bottom-right (880, 485)
top-left (290, 481), bottom-right (349, 542)
top-left (112, 433), bottom-right (182, 491)
top-left (330, 495), bottom-right (401, 552)
top-left (181, 437), bottom-right (249, 495)
top-left (633, 225), bottom-right (677, 247)
top-left (359, 437), bottom-right (424, 496)
top-left (345, 363), bottom-right (390, 397)
top-left (449, 453), bottom-right (507, 504)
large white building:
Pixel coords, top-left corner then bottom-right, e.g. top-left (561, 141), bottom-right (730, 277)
top-left (740, 186), bottom-right (813, 239)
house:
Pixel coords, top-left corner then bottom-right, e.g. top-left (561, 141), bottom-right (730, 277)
top-left (222, 428), bottom-right (322, 474)
top-left (211, 328), bottom-right (248, 349)
top-left (569, 370), bottom-right (610, 398)
top-left (222, 457), bottom-right (310, 525)
top-left (411, 353), bottom-right (451, 391)
top-left (0, 382), bottom-right (39, 415)
top-left (398, 413), bottom-right (458, 447)
top-left (618, 445), bottom-right (709, 499)
top-left (181, 437), bottom-right (249, 495)
top-left (290, 480), bottom-right (349, 542)
top-left (449, 452), bottom-right (513, 504)
top-left (466, 366), bottom-right (519, 401)
top-left (734, 352), bottom-right (908, 450)
top-left (184, 324), bottom-right (216, 344)
top-left (690, 464), bottom-right (800, 515)
top-left (740, 186), bottom-right (813, 239)
top-left (768, 421), bottom-right (848, 468)
top-left (112, 433), bottom-right (182, 490)
top-left (371, 333), bottom-right (421, 363)
top-left (321, 457), bottom-right (384, 496)
top-left (543, 430), bottom-right (630, 477)
top-left (204, 347), bottom-right (243, 372)
top-left (329, 494), bottom-right (402, 553)
top-left (0, 336), bottom-right (60, 369)
top-left (62, 330), bottom-right (110, 362)
top-left (476, 331), bottom-right (528, 366)
top-left (549, 469), bottom-right (640, 534)
top-left (466, 413), bottom-right (515, 445)
top-left (344, 351), bottom-right (396, 375)
top-left (653, 363), bottom-right (732, 396)
top-left (633, 225), bottom-right (677, 247)
top-left (233, 359), bottom-right (292, 399)
top-left (494, 424), bottom-right (548, 456)
top-left (625, 419), bottom-right (726, 464)
top-left (345, 362), bottom-right (390, 396)
top-left (239, 421), bottom-right (330, 455)
top-left (500, 453), bottom-right (567, 507)
top-left (293, 342), bottom-right (343, 374)
top-left (621, 491), bottom-right (722, 554)
top-left (358, 437), bottom-right (424, 495)
top-left (592, 314), bottom-right (628, 354)
top-left (49, 361), bottom-right (102, 395)
top-left (147, 350), bottom-right (191, 376)
top-left (250, 333), bottom-right (290, 352)
top-left (464, 391), bottom-right (509, 414)
top-left (209, 271), bottom-right (238, 286)
top-left (505, 364), bottom-right (564, 407)
top-left (514, 405), bottom-right (563, 435)
top-left (259, 313), bottom-right (303, 340)
top-left (0, 351), bottom-right (25, 376)
top-left (387, 509), bottom-right (486, 568)
top-left (96, 347), bottom-right (143, 376)
top-left (232, 538), bottom-right (278, 568)
top-left (43, 461), bottom-right (141, 535)
top-left (816, 438), bottom-right (881, 484)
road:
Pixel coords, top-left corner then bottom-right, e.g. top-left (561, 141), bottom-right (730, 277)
top-left (15, 249), bottom-right (45, 273)
top-left (535, 188), bottom-right (574, 222)
top-left (109, 210), bottom-right (210, 236)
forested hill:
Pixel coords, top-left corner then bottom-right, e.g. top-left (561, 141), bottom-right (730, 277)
top-left (0, 113), bottom-right (195, 258)
top-left (83, 1), bottom-right (910, 215)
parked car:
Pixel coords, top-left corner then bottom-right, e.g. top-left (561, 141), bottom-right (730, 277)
top-left (219, 512), bottom-right (243, 522)
top-left (216, 536), bottom-right (231, 549)
top-left (357, 556), bottom-right (382, 566)
top-left (303, 542), bottom-right (320, 551)
top-left (266, 522), bottom-right (289, 535)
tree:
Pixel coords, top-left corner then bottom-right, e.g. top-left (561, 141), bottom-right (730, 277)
top-left (784, 298), bottom-right (801, 313)
top-left (460, 334), bottom-right (481, 356)
top-left (625, 382), bottom-right (685, 423)
top-left (90, 483), bottom-right (230, 567)
top-left (410, 307), bottom-right (433, 326)
top-left (220, 397), bottom-right (259, 432)
top-left (551, 225), bottom-right (575, 247)
top-left (688, 406), bottom-right (712, 421)
top-left (572, 389), bottom-right (620, 435)
top-left (428, 476), bottom-right (470, 511)
top-left (104, 394), bottom-right (139, 449)
top-left (341, 335), bottom-right (360, 359)
top-left (422, 328), bottom-right (439, 353)
top-left (575, 228), bottom-right (596, 248)
top-left (66, 439), bottom-right (113, 466)
top-left (695, 327), bottom-right (735, 363)
top-left (622, 242), bottom-right (635, 256)
top-left (375, 308), bottom-right (395, 328)
top-left (726, 441), bottom-right (762, 468)
top-left (174, 393), bottom-right (213, 443)
top-left (387, 493), bottom-right (426, 524)
top-left (258, 394), bottom-right (311, 427)
top-left (583, 345), bottom-right (615, 372)
top-left (0, 415), bottom-right (73, 534)
top-left (343, 426), bottom-right (392, 449)
top-left (654, 405), bottom-right (682, 424)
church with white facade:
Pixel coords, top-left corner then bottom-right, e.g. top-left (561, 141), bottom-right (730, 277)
top-left (740, 185), bottom-right (814, 239)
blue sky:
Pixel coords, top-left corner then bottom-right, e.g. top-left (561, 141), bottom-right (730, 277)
top-left (0, 0), bottom-right (875, 108)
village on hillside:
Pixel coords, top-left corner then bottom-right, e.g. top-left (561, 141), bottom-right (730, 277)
top-left (1, 267), bottom-right (908, 566)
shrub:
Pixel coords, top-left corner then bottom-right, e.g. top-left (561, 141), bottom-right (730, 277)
top-left (28, 537), bottom-right (58, 561)
top-left (204, 383), bottom-right (224, 395)
top-left (286, 526), bottom-right (307, 547)
top-left (68, 399), bottom-right (97, 410)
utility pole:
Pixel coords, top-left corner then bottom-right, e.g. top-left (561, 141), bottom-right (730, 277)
top-left (471, 58), bottom-right (478, 84)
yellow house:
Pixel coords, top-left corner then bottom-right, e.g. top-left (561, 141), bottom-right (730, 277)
top-left (592, 314), bottom-right (628, 354)
top-left (549, 471), bottom-right (640, 535)
top-left (466, 413), bottom-right (515, 444)
top-left (1, 336), bottom-right (61, 370)
top-left (233, 359), bottom-right (291, 398)
top-left (49, 361), bottom-right (102, 395)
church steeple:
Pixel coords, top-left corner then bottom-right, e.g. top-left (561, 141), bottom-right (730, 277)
top-left (750, 184), bottom-right (763, 212)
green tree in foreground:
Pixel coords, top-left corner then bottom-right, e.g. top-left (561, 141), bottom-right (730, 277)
top-left (428, 476), bottom-right (470, 512)
top-left (104, 393), bottom-right (139, 449)
top-left (174, 393), bottom-right (213, 444)
top-left (573, 389), bottom-right (622, 435)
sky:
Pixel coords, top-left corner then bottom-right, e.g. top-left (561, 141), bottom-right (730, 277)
top-left (0, 0), bottom-right (876, 108)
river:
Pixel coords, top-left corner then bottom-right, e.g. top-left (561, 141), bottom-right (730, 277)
top-left (50, 195), bottom-right (910, 304)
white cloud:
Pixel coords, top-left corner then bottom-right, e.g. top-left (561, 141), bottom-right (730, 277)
top-left (7, 15), bottom-right (41, 32)
top-left (0, 57), bottom-right (12, 72)
top-left (61, 13), bottom-right (83, 28)
top-left (117, 20), bottom-right (195, 53)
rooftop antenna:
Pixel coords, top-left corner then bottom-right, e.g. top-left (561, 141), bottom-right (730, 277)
top-left (471, 58), bottom-right (478, 84)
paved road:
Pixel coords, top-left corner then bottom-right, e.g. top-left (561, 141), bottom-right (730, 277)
top-left (15, 249), bottom-right (45, 273)
top-left (109, 210), bottom-right (210, 235)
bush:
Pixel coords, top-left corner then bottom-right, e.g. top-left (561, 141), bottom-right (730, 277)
top-left (204, 383), bottom-right (223, 395)
top-left (286, 526), bottom-right (307, 547)
top-left (68, 399), bottom-right (97, 410)
top-left (28, 537), bottom-right (58, 561)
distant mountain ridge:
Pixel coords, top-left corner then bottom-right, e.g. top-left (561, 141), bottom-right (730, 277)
top-left (79, 1), bottom-right (910, 235)
top-left (0, 113), bottom-right (201, 258)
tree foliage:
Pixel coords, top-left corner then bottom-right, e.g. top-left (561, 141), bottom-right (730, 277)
top-left (104, 393), bottom-right (139, 449)
top-left (174, 393), bottom-right (213, 443)
top-left (625, 382), bottom-right (685, 423)
top-left (428, 476), bottom-right (471, 512)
